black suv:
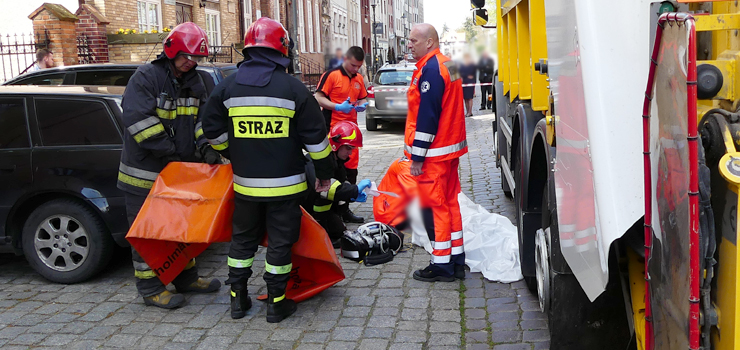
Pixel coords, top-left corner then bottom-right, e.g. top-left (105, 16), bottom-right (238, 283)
top-left (0, 85), bottom-right (130, 284)
top-left (3, 62), bottom-right (237, 89)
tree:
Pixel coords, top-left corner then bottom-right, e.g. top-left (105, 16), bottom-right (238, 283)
top-left (462, 18), bottom-right (477, 42)
top-left (442, 23), bottom-right (450, 37)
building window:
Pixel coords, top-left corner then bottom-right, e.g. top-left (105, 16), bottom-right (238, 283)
top-left (314, 1), bottom-right (321, 52)
top-left (273, 0), bottom-right (280, 22)
top-left (307, 1), bottom-right (314, 52)
top-left (244, 0), bottom-right (252, 29)
top-left (205, 9), bottom-right (221, 46)
top-left (176, 3), bottom-right (193, 25)
top-left (298, 0), bottom-right (305, 52)
top-left (137, 0), bottom-right (162, 32)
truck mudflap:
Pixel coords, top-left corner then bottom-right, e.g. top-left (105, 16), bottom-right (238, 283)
top-left (642, 13), bottom-right (700, 350)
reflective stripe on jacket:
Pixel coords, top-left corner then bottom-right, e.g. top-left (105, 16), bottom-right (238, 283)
top-left (404, 48), bottom-right (467, 163)
top-left (201, 69), bottom-right (335, 202)
top-left (117, 53), bottom-right (209, 196)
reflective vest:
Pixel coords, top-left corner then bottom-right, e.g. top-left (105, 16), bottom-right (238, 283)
top-left (404, 48), bottom-right (467, 163)
top-left (200, 68), bottom-right (334, 202)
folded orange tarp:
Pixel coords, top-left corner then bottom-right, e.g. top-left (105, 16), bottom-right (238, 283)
top-left (126, 162), bottom-right (344, 302)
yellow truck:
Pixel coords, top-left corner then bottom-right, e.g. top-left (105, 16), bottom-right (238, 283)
top-left (474, 0), bottom-right (740, 348)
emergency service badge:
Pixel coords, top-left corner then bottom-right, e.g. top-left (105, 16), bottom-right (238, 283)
top-left (421, 81), bottom-right (430, 93)
top-left (354, 82), bottom-right (360, 89)
top-left (200, 41), bottom-right (206, 54)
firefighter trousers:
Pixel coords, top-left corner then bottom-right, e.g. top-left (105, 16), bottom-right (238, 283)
top-left (418, 158), bottom-right (464, 276)
top-left (226, 197), bottom-right (302, 296)
top-left (125, 193), bottom-right (199, 297)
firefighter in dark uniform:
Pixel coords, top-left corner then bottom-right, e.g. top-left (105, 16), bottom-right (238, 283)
top-left (304, 121), bottom-right (372, 246)
top-left (200, 18), bottom-right (335, 323)
top-left (118, 22), bottom-right (223, 309)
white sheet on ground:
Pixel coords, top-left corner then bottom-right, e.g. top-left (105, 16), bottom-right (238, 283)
top-left (410, 193), bottom-right (523, 283)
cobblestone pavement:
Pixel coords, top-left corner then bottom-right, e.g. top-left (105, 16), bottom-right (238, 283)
top-left (0, 95), bottom-right (549, 349)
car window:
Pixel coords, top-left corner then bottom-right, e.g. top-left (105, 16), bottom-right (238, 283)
top-left (13, 73), bottom-right (66, 86)
top-left (221, 67), bottom-right (237, 78)
top-left (0, 98), bottom-right (29, 149)
top-left (75, 70), bottom-right (135, 86)
top-left (35, 98), bottom-right (121, 146)
top-left (375, 70), bottom-right (414, 86)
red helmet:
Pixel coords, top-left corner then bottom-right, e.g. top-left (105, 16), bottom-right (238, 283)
top-left (244, 17), bottom-right (290, 56)
top-left (163, 22), bottom-right (209, 59)
top-left (329, 121), bottom-right (363, 151)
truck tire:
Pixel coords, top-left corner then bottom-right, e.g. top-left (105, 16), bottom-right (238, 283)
top-left (540, 178), bottom-right (632, 349)
top-left (366, 115), bottom-right (378, 131)
top-left (22, 199), bottom-right (114, 284)
top-left (513, 142), bottom-right (538, 294)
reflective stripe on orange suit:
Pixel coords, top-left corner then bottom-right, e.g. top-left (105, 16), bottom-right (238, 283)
top-left (405, 48), bottom-right (466, 271)
top-left (373, 158), bottom-right (417, 227)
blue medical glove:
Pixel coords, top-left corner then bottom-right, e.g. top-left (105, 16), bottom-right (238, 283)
top-left (354, 102), bottom-right (369, 112)
top-left (335, 97), bottom-right (354, 113)
top-left (354, 191), bottom-right (368, 203)
top-left (357, 179), bottom-right (372, 192)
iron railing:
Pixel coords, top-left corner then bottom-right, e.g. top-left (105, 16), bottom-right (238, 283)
top-left (0, 31), bottom-right (49, 82)
top-left (77, 34), bottom-right (98, 64)
top-left (299, 55), bottom-right (324, 93)
top-left (208, 45), bottom-right (241, 64)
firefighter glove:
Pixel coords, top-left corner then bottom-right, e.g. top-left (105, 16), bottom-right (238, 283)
top-left (201, 145), bottom-right (222, 165)
top-left (335, 98), bottom-right (354, 113)
top-left (357, 179), bottom-right (372, 193)
top-left (354, 191), bottom-right (367, 203)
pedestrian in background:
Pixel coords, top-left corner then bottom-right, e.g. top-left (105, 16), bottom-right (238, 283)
top-left (201, 17), bottom-right (335, 323)
top-left (405, 23), bottom-right (468, 282)
top-left (460, 53), bottom-right (477, 117)
top-left (478, 51), bottom-right (495, 110)
top-left (29, 49), bottom-right (53, 72)
top-left (329, 48), bottom-right (344, 70)
top-left (118, 22), bottom-right (222, 309)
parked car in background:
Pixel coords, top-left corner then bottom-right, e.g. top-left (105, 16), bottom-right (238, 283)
top-left (366, 63), bottom-right (417, 131)
top-left (3, 62), bottom-right (238, 89)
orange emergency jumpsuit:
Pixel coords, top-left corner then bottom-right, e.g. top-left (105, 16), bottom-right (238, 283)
top-left (372, 157), bottom-right (417, 228)
top-left (404, 48), bottom-right (467, 271)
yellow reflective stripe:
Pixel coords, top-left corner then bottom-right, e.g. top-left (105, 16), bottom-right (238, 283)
top-left (156, 108), bottom-right (177, 119)
top-left (230, 290), bottom-right (236, 297)
top-left (327, 181), bottom-right (341, 201)
top-left (195, 128), bottom-right (204, 138)
top-left (183, 259), bottom-right (196, 270)
top-left (273, 294), bottom-right (285, 302)
top-left (265, 262), bottom-right (292, 275)
top-left (228, 106), bottom-right (296, 118)
top-left (309, 144), bottom-right (332, 160)
top-left (314, 203), bottom-right (333, 212)
top-left (211, 141), bottom-right (229, 151)
top-left (118, 172), bottom-right (154, 189)
top-left (177, 106), bottom-right (199, 115)
top-left (133, 124), bottom-right (165, 143)
top-left (228, 256), bottom-right (254, 268)
top-left (134, 269), bottom-right (157, 279)
top-left (233, 182), bottom-right (307, 197)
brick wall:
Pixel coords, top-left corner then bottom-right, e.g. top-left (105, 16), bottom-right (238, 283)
top-left (108, 42), bottom-right (160, 62)
top-left (75, 5), bottom-right (110, 63)
top-left (30, 7), bottom-right (79, 67)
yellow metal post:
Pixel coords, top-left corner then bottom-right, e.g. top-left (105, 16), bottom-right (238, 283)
top-left (500, 6), bottom-right (509, 94)
top-left (516, 2), bottom-right (531, 100)
top-left (508, 9), bottom-right (519, 102)
top-left (529, 0), bottom-right (548, 112)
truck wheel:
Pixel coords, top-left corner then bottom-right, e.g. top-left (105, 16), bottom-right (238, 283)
top-left (22, 199), bottom-right (114, 284)
top-left (541, 180), bottom-right (631, 349)
top-left (366, 115), bottom-right (378, 131)
top-left (514, 143), bottom-right (538, 294)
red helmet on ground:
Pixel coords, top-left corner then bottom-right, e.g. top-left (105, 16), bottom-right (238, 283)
top-left (244, 17), bottom-right (290, 56)
top-left (163, 22), bottom-right (209, 59)
top-left (330, 121), bottom-right (363, 151)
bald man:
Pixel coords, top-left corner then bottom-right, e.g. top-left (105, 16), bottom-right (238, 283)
top-left (405, 24), bottom-right (468, 282)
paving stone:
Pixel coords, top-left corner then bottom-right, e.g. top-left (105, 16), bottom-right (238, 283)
top-left (9, 333), bottom-right (46, 345)
top-left (359, 338), bottom-right (390, 350)
top-left (464, 308), bottom-right (486, 319)
top-left (492, 330), bottom-right (523, 343)
top-left (193, 336), bottom-right (235, 350)
top-left (364, 327), bottom-right (394, 338)
top-left (403, 297), bottom-right (430, 308)
top-left (236, 329), bottom-right (271, 343)
top-left (520, 319), bottom-right (547, 330)
top-left (523, 329), bottom-right (550, 342)
top-left (80, 326), bottom-right (119, 340)
top-left (173, 329), bottom-right (207, 343)
top-left (466, 318), bottom-right (488, 331)
top-left (300, 332), bottom-right (330, 343)
top-left (104, 334), bottom-right (143, 348)
top-left (389, 343), bottom-right (423, 350)
top-left (342, 306), bottom-right (371, 318)
top-left (331, 326), bottom-right (364, 341)
top-left (466, 331), bottom-right (489, 343)
top-left (367, 315), bottom-right (397, 328)
top-left (394, 330), bottom-right (427, 343)
top-left (401, 308), bottom-right (427, 321)
top-left (347, 296), bottom-right (375, 306)
top-left (467, 343), bottom-right (493, 350)
top-left (40, 334), bottom-right (77, 346)
top-left (326, 341), bottom-right (356, 350)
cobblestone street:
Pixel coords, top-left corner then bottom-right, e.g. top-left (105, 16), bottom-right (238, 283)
top-left (0, 95), bottom-right (549, 349)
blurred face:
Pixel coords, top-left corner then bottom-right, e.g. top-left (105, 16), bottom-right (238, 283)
top-left (408, 28), bottom-right (431, 60)
top-left (43, 53), bottom-right (54, 67)
top-left (337, 145), bottom-right (355, 160)
top-left (336, 49), bottom-right (343, 58)
top-left (173, 54), bottom-right (205, 74)
top-left (343, 56), bottom-right (363, 76)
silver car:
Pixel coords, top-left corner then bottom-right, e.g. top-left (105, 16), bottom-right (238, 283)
top-left (366, 63), bottom-right (417, 131)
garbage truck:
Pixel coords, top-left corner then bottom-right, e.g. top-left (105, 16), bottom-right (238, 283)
top-left (471, 0), bottom-right (740, 349)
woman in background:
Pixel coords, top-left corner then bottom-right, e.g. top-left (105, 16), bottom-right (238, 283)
top-left (460, 53), bottom-right (477, 117)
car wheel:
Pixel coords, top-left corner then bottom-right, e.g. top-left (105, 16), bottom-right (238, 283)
top-left (22, 199), bottom-right (114, 284)
top-left (366, 115), bottom-right (378, 131)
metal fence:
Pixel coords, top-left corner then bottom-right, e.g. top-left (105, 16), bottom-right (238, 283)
top-left (208, 45), bottom-right (240, 64)
top-left (299, 55), bottom-right (324, 93)
top-left (0, 31), bottom-right (49, 82)
top-left (77, 34), bottom-right (97, 65)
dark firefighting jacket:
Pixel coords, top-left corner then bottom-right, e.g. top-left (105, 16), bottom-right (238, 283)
top-left (117, 52), bottom-right (209, 196)
top-left (304, 154), bottom-right (359, 215)
top-left (200, 69), bottom-right (335, 202)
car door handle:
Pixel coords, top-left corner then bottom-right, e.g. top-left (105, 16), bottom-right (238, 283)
top-left (0, 165), bottom-right (16, 173)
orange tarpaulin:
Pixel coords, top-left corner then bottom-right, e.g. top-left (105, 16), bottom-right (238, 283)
top-left (126, 162), bottom-right (344, 302)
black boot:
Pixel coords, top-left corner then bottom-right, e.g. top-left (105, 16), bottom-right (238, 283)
top-left (413, 264), bottom-right (456, 282)
top-left (266, 293), bottom-right (297, 323)
top-left (230, 284), bottom-right (252, 319)
top-left (342, 208), bottom-right (365, 223)
top-left (454, 264), bottom-right (466, 280)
